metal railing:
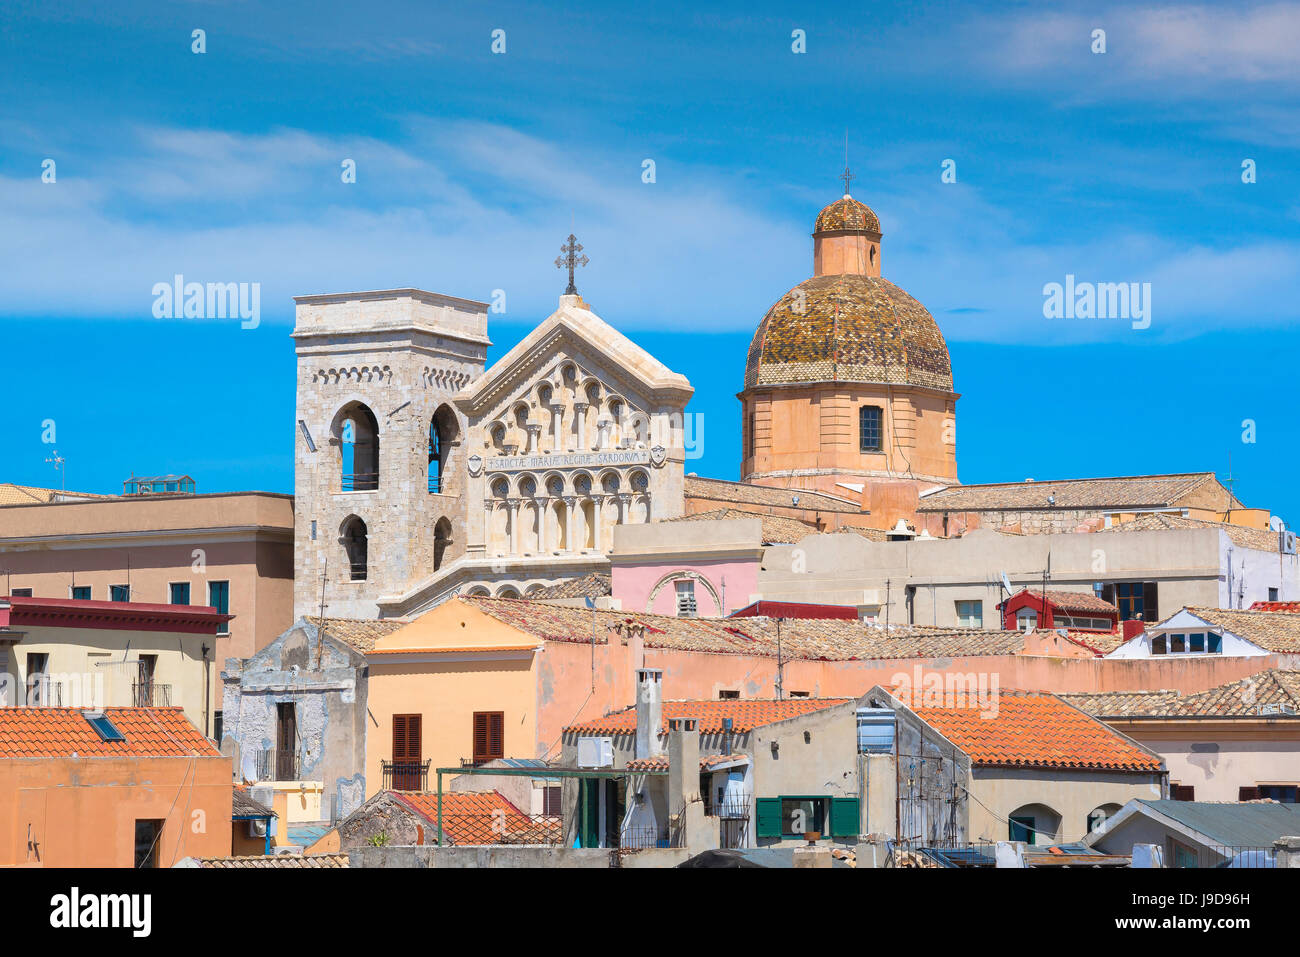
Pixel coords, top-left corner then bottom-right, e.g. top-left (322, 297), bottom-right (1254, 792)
top-left (341, 471), bottom-right (379, 492)
top-left (1181, 843), bottom-right (1276, 869)
top-left (26, 675), bottom-right (64, 707)
top-left (620, 826), bottom-right (663, 850)
top-left (704, 792), bottom-right (752, 820)
top-left (254, 749), bottom-right (300, 782)
top-left (382, 759), bottom-right (430, 791)
top-left (438, 813), bottom-right (563, 846)
top-left (132, 682), bottom-right (172, 707)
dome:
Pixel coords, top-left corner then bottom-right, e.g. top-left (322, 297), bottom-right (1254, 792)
top-left (743, 273), bottom-right (953, 391)
top-left (814, 195), bottom-right (880, 235)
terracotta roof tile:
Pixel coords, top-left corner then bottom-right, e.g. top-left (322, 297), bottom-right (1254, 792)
top-left (1182, 607), bottom-right (1300, 653)
top-left (1013, 588), bottom-right (1118, 616)
top-left (626, 753), bottom-right (749, 772)
top-left (1101, 512), bottom-right (1279, 551)
top-left (394, 790), bottom-right (559, 846)
top-left (187, 854), bottom-right (349, 869)
top-left (528, 573), bottom-right (611, 600)
top-left (917, 473), bottom-right (1232, 513)
top-left (1064, 669), bottom-right (1300, 718)
top-left (909, 692), bottom-right (1163, 772)
top-left (566, 698), bottom-right (851, 735)
top-left (814, 195), bottom-right (881, 235)
top-left (465, 596), bottom-right (1033, 662)
top-left (0, 707), bottom-right (219, 758)
top-left (666, 508), bottom-right (821, 544)
top-left (683, 475), bottom-right (861, 513)
top-left (310, 616), bottom-right (409, 654)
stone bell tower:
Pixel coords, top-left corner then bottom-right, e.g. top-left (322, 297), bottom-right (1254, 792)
top-left (291, 288), bottom-right (490, 619)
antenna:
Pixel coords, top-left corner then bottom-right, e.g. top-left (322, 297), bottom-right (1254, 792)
top-left (44, 449), bottom-right (67, 493)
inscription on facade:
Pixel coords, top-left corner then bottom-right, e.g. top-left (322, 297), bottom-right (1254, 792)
top-left (486, 450), bottom-right (651, 472)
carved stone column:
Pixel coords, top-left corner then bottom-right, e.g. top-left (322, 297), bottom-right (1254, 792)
top-left (563, 496), bottom-right (577, 553)
top-left (573, 402), bottom-right (589, 452)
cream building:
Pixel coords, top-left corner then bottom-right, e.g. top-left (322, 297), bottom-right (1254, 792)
top-left (293, 286), bottom-right (692, 620)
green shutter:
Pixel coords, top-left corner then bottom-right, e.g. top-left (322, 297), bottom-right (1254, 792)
top-left (755, 798), bottom-right (782, 838)
top-left (830, 798), bottom-right (860, 838)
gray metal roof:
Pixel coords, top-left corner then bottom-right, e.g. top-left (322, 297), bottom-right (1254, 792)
top-left (1138, 800), bottom-right (1300, 846)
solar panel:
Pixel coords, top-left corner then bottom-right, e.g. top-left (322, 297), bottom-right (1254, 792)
top-left (83, 712), bottom-right (125, 742)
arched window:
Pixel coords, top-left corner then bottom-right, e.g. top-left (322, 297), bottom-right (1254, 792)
top-left (429, 405), bottom-right (458, 494)
top-left (434, 518), bottom-right (452, 571)
top-left (341, 516), bottom-right (368, 581)
top-left (859, 405), bottom-right (883, 453)
top-left (1007, 803), bottom-right (1062, 846)
top-left (1087, 803), bottom-right (1122, 834)
top-left (338, 403), bottom-right (380, 491)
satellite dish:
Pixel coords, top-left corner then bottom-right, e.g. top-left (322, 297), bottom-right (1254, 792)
top-left (1000, 571), bottom-right (1015, 597)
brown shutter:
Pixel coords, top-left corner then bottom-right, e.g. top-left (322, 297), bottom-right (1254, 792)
top-left (1239, 786), bottom-right (1262, 801)
top-left (393, 714), bottom-right (421, 762)
top-left (1170, 784), bottom-right (1195, 801)
top-left (1142, 582), bottom-right (1159, 622)
top-left (472, 712), bottom-right (505, 764)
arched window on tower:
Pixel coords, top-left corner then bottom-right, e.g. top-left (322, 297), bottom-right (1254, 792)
top-left (429, 405), bottom-right (458, 494)
top-left (341, 516), bottom-right (368, 581)
top-left (434, 517), bottom-right (452, 571)
top-left (339, 403), bottom-right (380, 491)
top-left (859, 405), bottom-right (883, 453)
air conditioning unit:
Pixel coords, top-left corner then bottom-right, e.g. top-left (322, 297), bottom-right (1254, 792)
top-left (248, 818), bottom-right (268, 838)
top-left (1281, 530), bottom-right (1297, 555)
top-left (577, 736), bottom-right (613, 768)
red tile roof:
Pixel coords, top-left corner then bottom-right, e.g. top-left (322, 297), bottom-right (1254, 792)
top-left (0, 707), bottom-right (220, 758)
top-left (393, 790), bottom-right (558, 846)
top-left (909, 692), bottom-right (1162, 772)
top-left (565, 698), bottom-right (852, 735)
top-left (1249, 601), bottom-right (1300, 613)
top-left (626, 753), bottom-right (750, 772)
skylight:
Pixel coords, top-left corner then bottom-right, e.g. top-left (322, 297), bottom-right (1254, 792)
top-left (83, 712), bottom-right (125, 742)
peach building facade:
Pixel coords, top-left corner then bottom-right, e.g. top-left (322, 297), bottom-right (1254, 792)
top-left (0, 491), bottom-right (295, 723)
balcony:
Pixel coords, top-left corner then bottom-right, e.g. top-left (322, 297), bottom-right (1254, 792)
top-left (254, 748), bottom-right (300, 782)
top-left (704, 792), bottom-right (752, 820)
top-left (132, 682), bottom-right (172, 707)
top-left (382, 759), bottom-right (430, 791)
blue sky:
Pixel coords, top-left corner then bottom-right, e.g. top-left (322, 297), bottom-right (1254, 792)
top-left (3, 1), bottom-right (1298, 520)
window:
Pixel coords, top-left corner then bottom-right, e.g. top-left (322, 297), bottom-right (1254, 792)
top-left (1170, 784), bottom-right (1195, 801)
top-left (472, 711), bottom-right (505, 765)
top-left (859, 405), bottom-right (883, 453)
top-left (213, 711), bottom-right (223, 743)
top-left (746, 409), bottom-right (755, 458)
top-left (110, 584), bottom-right (130, 602)
top-left (134, 819), bottom-right (163, 868)
top-left (1008, 815), bottom-right (1036, 844)
top-left (1208, 633), bottom-right (1223, 654)
top-left (675, 579), bottom-right (697, 618)
top-left (780, 797), bottom-right (827, 837)
top-left (208, 581), bottom-right (230, 634)
top-left (1015, 608), bottom-right (1038, 632)
top-left (718, 689), bottom-right (740, 699)
top-left (169, 582), bottom-right (190, 605)
top-left (391, 714), bottom-right (423, 789)
top-left (788, 690), bottom-right (810, 698)
top-left (339, 402), bottom-right (380, 491)
top-left (9, 588), bottom-right (32, 597)
top-left (84, 712), bottom-right (125, 742)
top-left (1188, 633), bottom-right (1205, 653)
top-left (1102, 581), bottom-right (1158, 622)
top-left (429, 405), bottom-right (458, 494)
top-left (1170, 633), bottom-right (1186, 653)
top-left (70, 585), bottom-right (91, 600)
top-left (541, 785), bottom-right (562, 816)
top-left (341, 516), bottom-right (368, 581)
top-left (956, 600), bottom-right (983, 628)
top-left (1270, 588), bottom-right (1280, 602)
top-left (1151, 634), bottom-right (1167, 655)
top-left (26, 653), bottom-right (50, 706)
top-left (1055, 615), bottom-right (1111, 631)
top-left (1257, 785), bottom-right (1299, 803)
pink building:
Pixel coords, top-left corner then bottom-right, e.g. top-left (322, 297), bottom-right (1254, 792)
top-left (609, 517), bottom-right (763, 617)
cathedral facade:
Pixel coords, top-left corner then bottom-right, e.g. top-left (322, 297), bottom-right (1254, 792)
top-left (292, 289), bottom-right (692, 619)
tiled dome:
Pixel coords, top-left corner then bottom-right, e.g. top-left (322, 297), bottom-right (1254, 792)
top-left (814, 195), bottom-right (881, 235)
top-left (744, 273), bottom-right (953, 391)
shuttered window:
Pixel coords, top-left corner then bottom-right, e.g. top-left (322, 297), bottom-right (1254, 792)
top-left (472, 711), bottom-right (504, 765)
top-left (755, 798), bottom-right (782, 838)
top-left (392, 714), bottom-right (422, 763)
top-left (830, 797), bottom-right (860, 838)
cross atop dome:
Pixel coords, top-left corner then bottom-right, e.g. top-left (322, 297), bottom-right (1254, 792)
top-left (840, 165), bottom-right (854, 198)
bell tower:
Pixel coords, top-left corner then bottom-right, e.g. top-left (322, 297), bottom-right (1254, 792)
top-left (291, 289), bottom-right (490, 618)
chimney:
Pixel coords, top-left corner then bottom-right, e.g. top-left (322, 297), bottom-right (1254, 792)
top-left (1122, 619), bottom-right (1146, 642)
top-left (668, 716), bottom-right (700, 814)
top-left (635, 667), bottom-right (664, 759)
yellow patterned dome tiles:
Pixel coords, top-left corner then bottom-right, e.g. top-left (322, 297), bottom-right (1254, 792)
top-left (744, 274), bottom-right (953, 391)
top-left (813, 196), bottom-right (881, 235)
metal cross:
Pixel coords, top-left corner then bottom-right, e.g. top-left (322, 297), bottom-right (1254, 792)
top-left (841, 165), bottom-right (854, 196)
top-left (555, 233), bottom-right (589, 296)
